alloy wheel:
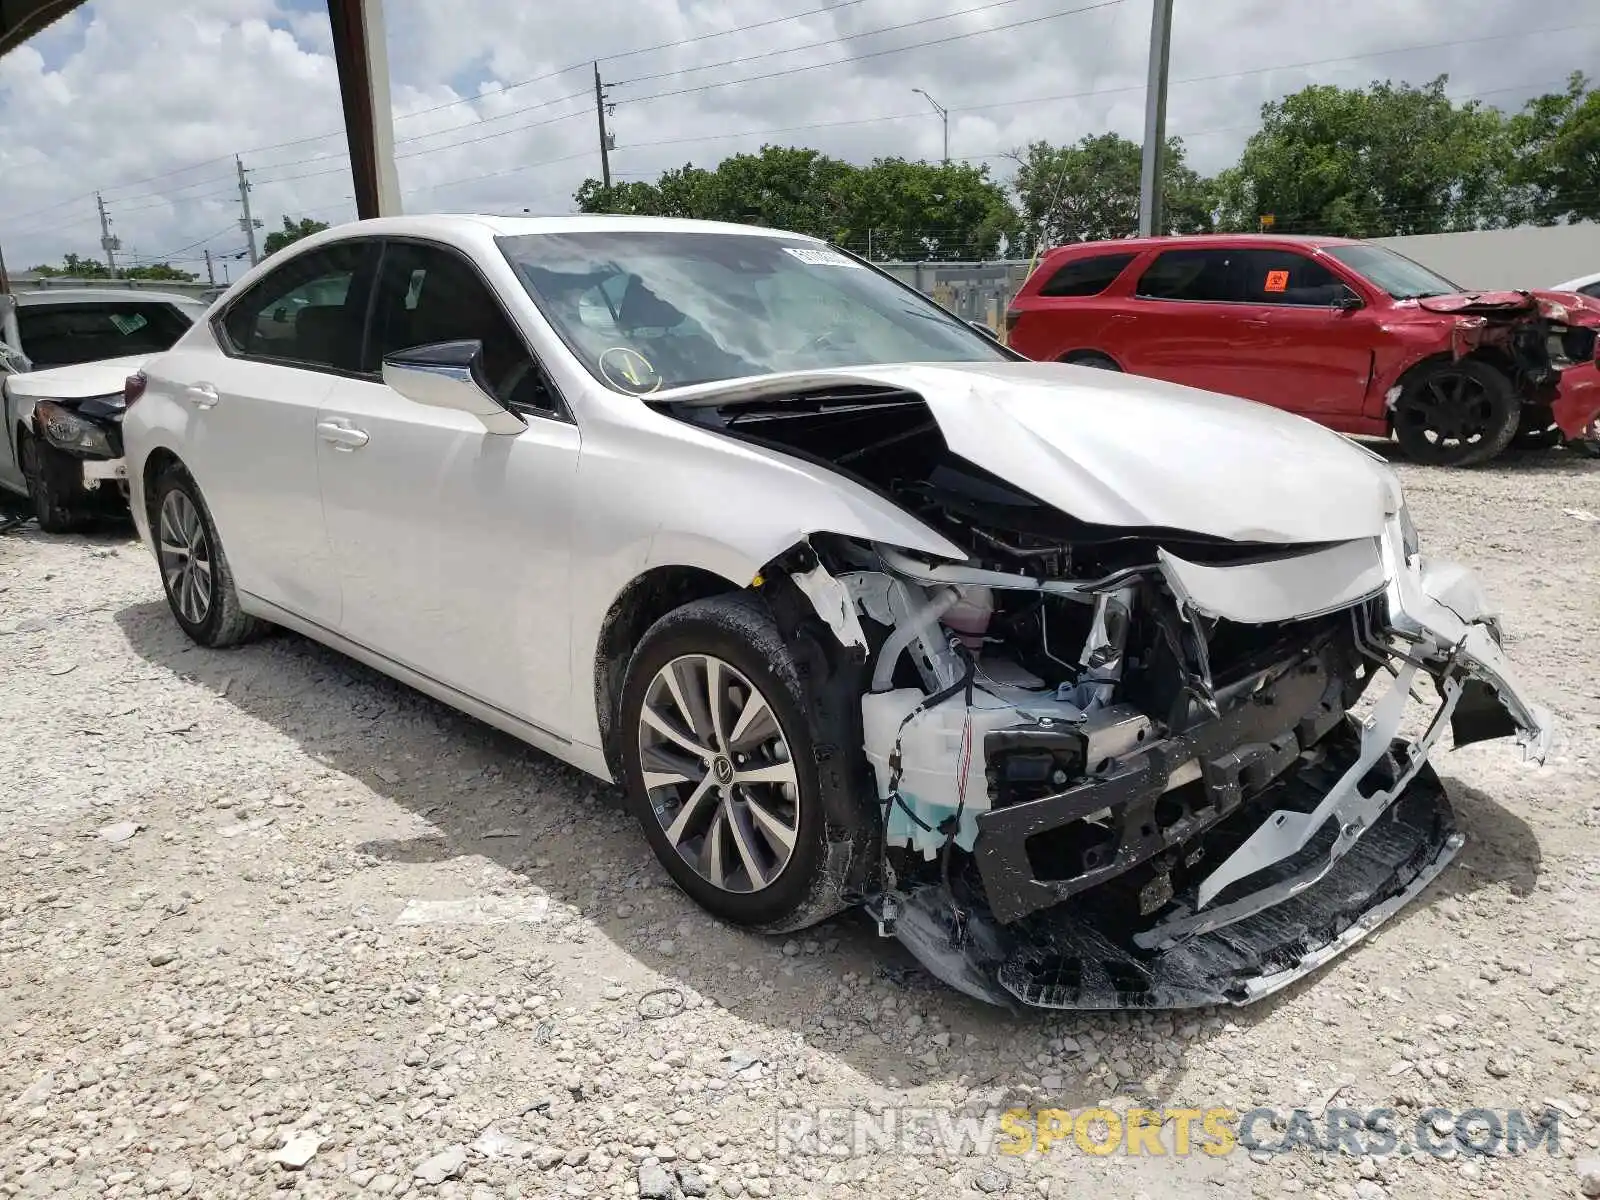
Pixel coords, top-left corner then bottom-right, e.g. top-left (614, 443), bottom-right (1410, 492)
top-left (636, 653), bottom-right (800, 894)
top-left (158, 489), bottom-right (213, 625)
top-left (1396, 369), bottom-right (1497, 453)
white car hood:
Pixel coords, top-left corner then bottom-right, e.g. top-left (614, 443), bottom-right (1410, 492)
top-left (6, 355), bottom-right (148, 401)
top-left (659, 360), bottom-right (1395, 544)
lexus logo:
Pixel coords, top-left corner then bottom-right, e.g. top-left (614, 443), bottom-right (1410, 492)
top-left (712, 756), bottom-right (735, 785)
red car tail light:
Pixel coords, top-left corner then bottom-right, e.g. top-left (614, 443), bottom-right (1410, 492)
top-left (123, 371), bottom-right (147, 406)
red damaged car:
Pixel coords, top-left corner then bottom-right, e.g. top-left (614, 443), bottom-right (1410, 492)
top-left (1005, 234), bottom-right (1600, 466)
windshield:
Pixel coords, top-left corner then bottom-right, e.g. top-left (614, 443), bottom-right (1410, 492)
top-left (497, 231), bottom-right (1008, 392)
top-left (1325, 244), bottom-right (1462, 300)
top-left (17, 300), bottom-right (197, 370)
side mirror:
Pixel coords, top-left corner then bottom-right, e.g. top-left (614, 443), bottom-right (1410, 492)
top-left (968, 319), bottom-right (1001, 341)
top-left (273, 307), bottom-right (288, 323)
top-left (1332, 287), bottom-right (1364, 312)
top-left (381, 340), bottom-right (526, 435)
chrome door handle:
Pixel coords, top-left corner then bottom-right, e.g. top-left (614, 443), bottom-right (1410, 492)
top-left (316, 419), bottom-right (370, 450)
top-left (185, 382), bottom-right (219, 408)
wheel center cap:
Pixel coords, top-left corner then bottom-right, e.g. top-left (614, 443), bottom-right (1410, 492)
top-left (711, 755), bottom-right (734, 786)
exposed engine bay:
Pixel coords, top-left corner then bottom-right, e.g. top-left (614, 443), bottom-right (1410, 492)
top-left (666, 385), bottom-right (1551, 1009)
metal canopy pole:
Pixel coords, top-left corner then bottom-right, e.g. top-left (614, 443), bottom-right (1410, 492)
top-left (1137, 0), bottom-right (1173, 237)
top-left (326, 0), bottom-right (401, 219)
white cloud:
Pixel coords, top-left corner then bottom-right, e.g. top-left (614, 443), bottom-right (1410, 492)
top-left (1, 0), bottom-right (1597, 273)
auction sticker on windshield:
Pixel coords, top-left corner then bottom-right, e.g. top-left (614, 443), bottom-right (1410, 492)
top-left (784, 246), bottom-right (865, 268)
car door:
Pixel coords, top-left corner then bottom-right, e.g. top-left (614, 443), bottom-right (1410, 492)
top-left (1227, 248), bottom-right (1374, 417)
top-left (163, 239), bottom-right (380, 627)
top-left (1120, 247), bottom-right (1263, 399)
top-left (315, 237), bottom-right (581, 736)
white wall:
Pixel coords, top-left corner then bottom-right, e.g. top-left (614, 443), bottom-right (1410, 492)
top-left (1372, 224), bottom-right (1600, 290)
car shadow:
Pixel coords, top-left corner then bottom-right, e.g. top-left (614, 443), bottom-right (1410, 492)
top-left (112, 598), bottom-right (1544, 1103)
top-left (1353, 437), bottom-right (1599, 476)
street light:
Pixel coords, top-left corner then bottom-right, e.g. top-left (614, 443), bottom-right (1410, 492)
top-left (912, 88), bottom-right (949, 166)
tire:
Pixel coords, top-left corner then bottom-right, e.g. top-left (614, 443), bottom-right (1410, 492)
top-left (1392, 359), bottom-right (1521, 466)
top-left (1512, 405), bottom-right (1563, 450)
top-left (1062, 351), bottom-right (1121, 371)
top-left (149, 462), bottom-right (265, 648)
top-left (18, 430), bottom-right (88, 533)
top-left (617, 593), bottom-right (861, 933)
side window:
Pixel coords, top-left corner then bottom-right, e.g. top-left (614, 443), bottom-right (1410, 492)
top-left (1237, 249), bottom-right (1346, 306)
top-left (1037, 252), bottom-right (1137, 298)
top-left (368, 241), bottom-right (558, 414)
top-left (1581, 281), bottom-right (1600, 300)
top-left (1134, 250), bottom-right (1239, 302)
top-left (220, 241), bottom-right (371, 371)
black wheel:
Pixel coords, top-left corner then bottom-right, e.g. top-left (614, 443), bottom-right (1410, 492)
top-left (618, 593), bottom-right (858, 933)
top-left (150, 463), bottom-right (265, 648)
top-left (1063, 351), bottom-right (1121, 371)
top-left (18, 430), bottom-right (88, 533)
top-left (1392, 360), bottom-right (1520, 466)
top-left (1512, 405), bottom-right (1563, 450)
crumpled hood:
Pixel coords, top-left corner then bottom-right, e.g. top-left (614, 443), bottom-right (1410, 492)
top-left (656, 360), bottom-right (1396, 544)
top-left (6, 354), bottom-right (148, 402)
top-left (1416, 289), bottom-right (1600, 324)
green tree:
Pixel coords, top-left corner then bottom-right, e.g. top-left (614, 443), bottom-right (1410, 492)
top-left (28, 253), bottom-right (113, 278)
top-left (1215, 76), bottom-right (1519, 236)
top-left (574, 145), bottom-right (1018, 260)
top-left (122, 263), bottom-right (199, 282)
top-left (1009, 133), bottom-right (1214, 248)
top-left (263, 215), bottom-right (331, 257)
top-left (1510, 72), bottom-right (1600, 225)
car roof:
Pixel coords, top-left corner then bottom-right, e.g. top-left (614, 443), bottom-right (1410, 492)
top-left (14, 288), bottom-right (204, 307)
top-left (292, 212), bottom-right (825, 245)
top-left (1045, 233), bottom-right (1366, 256)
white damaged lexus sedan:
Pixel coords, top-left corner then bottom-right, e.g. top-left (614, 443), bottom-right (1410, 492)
top-left (121, 215), bottom-right (1550, 1009)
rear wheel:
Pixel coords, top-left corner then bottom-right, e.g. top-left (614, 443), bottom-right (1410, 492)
top-left (1392, 359), bottom-right (1520, 466)
top-left (1062, 351), bottom-right (1121, 371)
top-left (150, 463), bottom-right (265, 648)
top-left (618, 594), bottom-right (854, 933)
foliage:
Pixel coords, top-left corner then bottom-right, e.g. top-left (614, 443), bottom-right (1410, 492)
top-left (1008, 133), bottom-right (1215, 248)
top-left (577, 145), bottom-right (1018, 260)
top-left (1213, 76), bottom-right (1521, 237)
top-left (263, 216), bottom-right (331, 257)
top-left (1509, 71), bottom-right (1600, 225)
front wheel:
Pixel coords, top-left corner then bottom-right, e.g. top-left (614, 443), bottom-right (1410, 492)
top-left (150, 463), bottom-right (265, 648)
top-left (1392, 359), bottom-right (1520, 466)
top-left (18, 431), bottom-right (88, 533)
top-left (618, 594), bottom-right (850, 933)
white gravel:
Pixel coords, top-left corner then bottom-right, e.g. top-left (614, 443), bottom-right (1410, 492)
top-left (2, 446), bottom-right (1598, 1199)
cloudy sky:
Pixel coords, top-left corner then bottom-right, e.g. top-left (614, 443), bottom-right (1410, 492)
top-left (1, 0), bottom-right (1597, 276)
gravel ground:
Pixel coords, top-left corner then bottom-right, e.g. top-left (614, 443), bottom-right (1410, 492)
top-left (2, 446), bottom-right (1598, 1200)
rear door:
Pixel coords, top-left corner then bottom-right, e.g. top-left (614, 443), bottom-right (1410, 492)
top-left (1121, 247), bottom-right (1263, 398)
top-left (1009, 250), bottom-right (1139, 361)
top-left (1228, 248), bottom-right (1374, 417)
top-left (160, 239), bottom-right (380, 627)
top-left (315, 237), bottom-right (581, 735)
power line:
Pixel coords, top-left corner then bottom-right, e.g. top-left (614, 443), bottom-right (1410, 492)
top-left (612, 0), bottom-right (1049, 88)
top-left (617, 0), bottom-right (1124, 105)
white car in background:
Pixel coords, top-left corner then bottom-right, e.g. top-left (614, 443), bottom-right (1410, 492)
top-left (1553, 271), bottom-right (1600, 299)
top-left (0, 289), bottom-right (206, 529)
top-left (120, 215), bottom-right (1547, 1010)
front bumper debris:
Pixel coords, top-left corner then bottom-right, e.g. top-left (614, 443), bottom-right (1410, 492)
top-left (82, 457), bottom-right (127, 485)
top-left (875, 518), bottom-right (1548, 1010)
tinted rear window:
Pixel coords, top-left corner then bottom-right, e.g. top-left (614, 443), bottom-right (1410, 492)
top-left (1134, 249), bottom-right (1238, 302)
top-left (18, 302), bottom-right (194, 370)
top-left (1036, 252), bottom-right (1137, 298)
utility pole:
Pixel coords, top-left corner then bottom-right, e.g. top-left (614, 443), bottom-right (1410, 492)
top-left (593, 62), bottom-right (613, 189)
top-left (204, 248), bottom-right (216, 285)
top-left (913, 88), bottom-right (949, 165)
top-left (236, 156), bottom-right (262, 267)
top-left (0, 240), bottom-right (20, 362)
top-left (1137, 0), bottom-right (1174, 237)
top-left (96, 192), bottom-right (121, 277)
